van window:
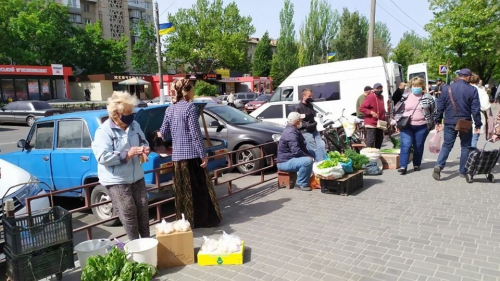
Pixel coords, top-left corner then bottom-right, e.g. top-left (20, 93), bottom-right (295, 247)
top-left (257, 105), bottom-right (283, 119)
top-left (298, 81), bottom-right (340, 101)
top-left (409, 72), bottom-right (426, 81)
top-left (246, 94), bottom-right (255, 100)
top-left (269, 87), bottom-right (294, 102)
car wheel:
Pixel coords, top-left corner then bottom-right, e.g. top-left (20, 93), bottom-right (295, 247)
top-left (26, 116), bottom-right (35, 127)
top-left (236, 144), bottom-right (264, 174)
top-left (91, 185), bottom-right (121, 226)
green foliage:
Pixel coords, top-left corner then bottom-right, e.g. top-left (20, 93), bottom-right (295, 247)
top-left (194, 80), bottom-right (218, 96)
top-left (373, 22), bottom-right (392, 60)
top-left (331, 8), bottom-right (368, 61)
top-left (344, 149), bottom-right (370, 169)
top-left (270, 0), bottom-right (299, 88)
top-left (132, 20), bottom-right (158, 74)
top-left (164, 0), bottom-right (255, 73)
top-left (390, 31), bottom-right (427, 77)
top-left (425, 0), bottom-right (500, 82)
top-left (252, 31), bottom-right (273, 77)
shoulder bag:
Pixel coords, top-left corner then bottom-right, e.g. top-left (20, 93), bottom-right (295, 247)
top-left (396, 96), bottom-right (422, 130)
top-left (448, 87), bottom-right (472, 133)
top-left (375, 96), bottom-right (387, 130)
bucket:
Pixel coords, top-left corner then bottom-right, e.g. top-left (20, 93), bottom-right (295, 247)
top-left (75, 239), bottom-right (111, 268)
top-left (124, 238), bottom-right (158, 267)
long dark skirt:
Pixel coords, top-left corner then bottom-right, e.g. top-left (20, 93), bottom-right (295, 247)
top-left (173, 158), bottom-right (222, 228)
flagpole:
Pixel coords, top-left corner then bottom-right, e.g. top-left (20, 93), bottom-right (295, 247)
top-left (155, 1), bottom-right (164, 104)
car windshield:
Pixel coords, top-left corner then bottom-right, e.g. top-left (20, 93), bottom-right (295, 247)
top-left (255, 94), bottom-right (270, 101)
top-left (32, 102), bottom-right (52, 110)
top-left (209, 106), bottom-right (259, 125)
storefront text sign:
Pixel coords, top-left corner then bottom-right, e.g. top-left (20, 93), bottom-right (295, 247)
top-left (0, 65), bottom-right (50, 75)
top-left (111, 75), bottom-right (146, 80)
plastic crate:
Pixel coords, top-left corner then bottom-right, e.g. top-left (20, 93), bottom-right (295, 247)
top-left (320, 170), bottom-right (364, 195)
top-left (6, 241), bottom-right (74, 281)
top-left (3, 206), bottom-right (72, 256)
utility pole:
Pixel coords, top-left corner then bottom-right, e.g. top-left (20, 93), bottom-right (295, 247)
top-left (446, 58), bottom-right (450, 84)
top-left (367, 0), bottom-right (376, 57)
top-left (154, 2), bottom-right (164, 104)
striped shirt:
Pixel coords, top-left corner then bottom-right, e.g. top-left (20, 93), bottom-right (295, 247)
top-left (159, 100), bottom-right (206, 161)
top-left (393, 93), bottom-right (436, 130)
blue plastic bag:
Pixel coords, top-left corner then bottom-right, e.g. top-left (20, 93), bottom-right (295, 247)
top-left (339, 159), bottom-right (354, 174)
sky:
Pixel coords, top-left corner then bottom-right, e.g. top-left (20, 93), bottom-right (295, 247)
top-left (158, 0), bottom-right (434, 46)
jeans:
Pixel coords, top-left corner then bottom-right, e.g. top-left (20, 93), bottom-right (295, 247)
top-left (471, 133), bottom-right (480, 148)
top-left (436, 124), bottom-right (472, 175)
top-left (277, 155), bottom-right (314, 187)
top-left (365, 128), bottom-right (384, 149)
top-left (400, 124), bottom-right (429, 169)
top-left (302, 131), bottom-right (327, 162)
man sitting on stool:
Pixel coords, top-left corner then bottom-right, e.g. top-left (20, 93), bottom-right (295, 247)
top-left (277, 112), bottom-right (315, 191)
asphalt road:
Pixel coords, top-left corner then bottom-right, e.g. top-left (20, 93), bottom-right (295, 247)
top-left (0, 124), bottom-right (30, 153)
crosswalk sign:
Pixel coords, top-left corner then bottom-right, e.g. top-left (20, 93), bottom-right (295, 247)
top-left (439, 65), bottom-right (448, 75)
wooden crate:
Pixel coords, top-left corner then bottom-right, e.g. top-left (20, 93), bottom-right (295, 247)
top-left (380, 154), bottom-right (399, 170)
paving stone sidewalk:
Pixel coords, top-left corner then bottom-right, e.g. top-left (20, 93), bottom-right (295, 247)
top-left (155, 137), bottom-right (500, 281)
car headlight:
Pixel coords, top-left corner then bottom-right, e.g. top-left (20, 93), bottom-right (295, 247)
top-left (272, 134), bottom-right (281, 142)
top-left (14, 176), bottom-right (44, 206)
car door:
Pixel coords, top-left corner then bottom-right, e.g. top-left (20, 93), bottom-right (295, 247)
top-left (254, 104), bottom-right (285, 126)
top-left (0, 102), bottom-right (17, 122)
top-left (14, 102), bottom-right (31, 124)
top-left (18, 121), bottom-right (55, 189)
top-left (51, 119), bottom-right (93, 189)
top-left (199, 112), bottom-right (228, 142)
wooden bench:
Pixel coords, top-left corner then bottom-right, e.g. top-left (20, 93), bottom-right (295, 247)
top-left (277, 170), bottom-right (297, 189)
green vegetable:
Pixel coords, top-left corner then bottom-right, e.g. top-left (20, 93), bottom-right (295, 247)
top-left (82, 247), bottom-right (157, 281)
top-left (390, 136), bottom-right (401, 149)
top-left (327, 151), bottom-right (349, 163)
top-left (344, 149), bottom-right (370, 170)
top-left (318, 159), bottom-right (338, 168)
top-left (380, 148), bottom-right (399, 154)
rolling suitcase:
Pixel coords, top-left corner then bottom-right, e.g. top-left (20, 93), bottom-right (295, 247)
top-left (464, 141), bottom-right (500, 183)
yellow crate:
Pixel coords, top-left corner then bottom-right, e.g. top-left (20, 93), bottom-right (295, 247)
top-left (197, 241), bottom-right (245, 266)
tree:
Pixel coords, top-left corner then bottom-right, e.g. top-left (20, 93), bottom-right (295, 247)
top-left (298, 0), bottom-right (338, 66)
top-left (132, 20), bottom-right (158, 74)
top-left (164, 0), bottom-right (255, 73)
top-left (331, 8), bottom-right (368, 61)
top-left (252, 31), bottom-right (273, 77)
top-left (270, 0), bottom-right (299, 88)
top-left (373, 22), bottom-right (392, 60)
top-left (194, 80), bottom-right (218, 96)
top-left (390, 31), bottom-right (426, 76)
top-left (425, 0), bottom-right (500, 82)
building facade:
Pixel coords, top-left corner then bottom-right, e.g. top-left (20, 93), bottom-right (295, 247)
top-left (56, 0), bottom-right (154, 71)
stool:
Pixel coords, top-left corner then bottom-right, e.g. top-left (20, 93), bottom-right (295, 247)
top-left (277, 170), bottom-right (297, 189)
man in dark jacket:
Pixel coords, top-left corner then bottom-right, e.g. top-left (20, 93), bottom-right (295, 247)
top-left (295, 88), bottom-right (326, 162)
top-left (392, 82), bottom-right (406, 104)
top-left (277, 112), bottom-right (315, 191)
top-left (433, 68), bottom-right (482, 182)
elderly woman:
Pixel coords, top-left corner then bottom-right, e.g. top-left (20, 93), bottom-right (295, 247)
top-left (92, 91), bottom-right (150, 240)
top-left (392, 77), bottom-right (436, 175)
top-left (470, 73), bottom-right (491, 147)
top-left (159, 78), bottom-right (222, 228)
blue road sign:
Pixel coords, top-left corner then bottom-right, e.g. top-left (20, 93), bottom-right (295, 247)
top-left (439, 65), bottom-right (448, 75)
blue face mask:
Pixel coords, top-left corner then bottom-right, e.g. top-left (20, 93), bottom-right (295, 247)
top-left (411, 87), bottom-right (423, 95)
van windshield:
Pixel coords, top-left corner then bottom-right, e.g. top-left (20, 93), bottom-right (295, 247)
top-left (409, 72), bottom-right (426, 81)
top-left (269, 87), bottom-right (294, 102)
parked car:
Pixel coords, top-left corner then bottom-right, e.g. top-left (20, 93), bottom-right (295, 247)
top-left (147, 96), bottom-right (172, 106)
top-left (217, 95), bottom-right (228, 105)
top-left (202, 104), bottom-right (282, 173)
top-left (0, 103), bottom-right (228, 225)
top-left (47, 98), bottom-right (80, 103)
top-left (250, 101), bottom-right (333, 132)
top-left (0, 101), bottom-right (63, 126)
top-left (193, 96), bottom-right (221, 104)
top-left (244, 94), bottom-right (271, 113)
top-left (234, 92), bottom-right (258, 108)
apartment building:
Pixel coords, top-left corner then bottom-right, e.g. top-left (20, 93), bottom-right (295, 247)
top-left (247, 37), bottom-right (277, 62)
top-left (57, 0), bottom-right (154, 71)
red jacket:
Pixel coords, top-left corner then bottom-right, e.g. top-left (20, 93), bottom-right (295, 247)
top-left (360, 92), bottom-right (386, 127)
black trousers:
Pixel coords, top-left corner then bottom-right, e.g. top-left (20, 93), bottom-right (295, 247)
top-left (366, 128), bottom-right (384, 149)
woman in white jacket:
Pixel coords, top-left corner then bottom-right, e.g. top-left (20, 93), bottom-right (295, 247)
top-left (470, 73), bottom-right (491, 147)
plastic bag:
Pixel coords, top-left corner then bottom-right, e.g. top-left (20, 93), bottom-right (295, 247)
top-left (201, 236), bottom-right (219, 252)
top-left (217, 231), bottom-right (241, 253)
top-left (429, 130), bottom-right (442, 154)
top-left (114, 238), bottom-right (125, 251)
top-left (360, 148), bottom-right (381, 162)
top-left (364, 161), bottom-right (383, 175)
top-left (313, 162), bottom-right (345, 179)
top-left (309, 175), bottom-right (320, 189)
top-left (155, 219), bottom-right (175, 234)
top-left (339, 159), bottom-right (354, 174)
top-left (173, 213), bottom-right (191, 232)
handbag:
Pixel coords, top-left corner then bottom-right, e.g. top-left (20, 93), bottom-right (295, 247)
top-left (396, 97), bottom-right (422, 130)
top-left (375, 96), bottom-right (387, 130)
top-left (448, 87), bottom-right (472, 133)
top-left (483, 108), bottom-right (495, 140)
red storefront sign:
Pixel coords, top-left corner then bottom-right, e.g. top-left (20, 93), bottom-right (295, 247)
top-left (0, 65), bottom-right (72, 76)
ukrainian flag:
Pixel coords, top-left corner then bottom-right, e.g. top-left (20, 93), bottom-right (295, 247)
top-left (159, 23), bottom-right (175, 36)
top-left (328, 52), bottom-right (337, 60)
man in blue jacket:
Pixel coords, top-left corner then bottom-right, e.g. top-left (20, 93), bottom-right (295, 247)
top-left (433, 68), bottom-right (482, 182)
top-left (277, 112), bottom-right (315, 191)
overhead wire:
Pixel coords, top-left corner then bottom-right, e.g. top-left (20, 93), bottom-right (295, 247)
top-left (376, 2), bottom-right (419, 34)
top-left (387, 0), bottom-right (426, 30)
top-left (160, 0), bottom-right (178, 17)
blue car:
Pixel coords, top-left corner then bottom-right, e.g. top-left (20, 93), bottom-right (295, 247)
top-left (0, 103), bottom-right (228, 225)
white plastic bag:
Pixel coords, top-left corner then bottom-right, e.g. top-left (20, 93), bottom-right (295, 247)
top-left (429, 130), bottom-right (442, 154)
top-left (155, 219), bottom-right (175, 234)
top-left (217, 231), bottom-right (241, 253)
top-left (360, 148), bottom-right (381, 162)
top-left (313, 162), bottom-right (345, 179)
top-left (173, 213), bottom-right (191, 232)
top-left (201, 236), bottom-right (219, 252)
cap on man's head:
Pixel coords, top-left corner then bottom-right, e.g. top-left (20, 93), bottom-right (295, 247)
top-left (458, 68), bottom-right (472, 76)
top-left (287, 112), bottom-right (305, 123)
top-left (364, 86), bottom-right (373, 91)
top-left (436, 78), bottom-right (442, 82)
top-left (373, 83), bottom-right (383, 89)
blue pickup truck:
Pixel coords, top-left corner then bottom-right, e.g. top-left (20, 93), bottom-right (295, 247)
top-left (0, 103), bottom-right (228, 225)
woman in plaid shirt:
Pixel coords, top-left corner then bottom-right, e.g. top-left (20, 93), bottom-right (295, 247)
top-left (159, 78), bottom-right (222, 228)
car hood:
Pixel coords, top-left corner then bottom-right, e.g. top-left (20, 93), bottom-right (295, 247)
top-left (134, 102), bottom-right (207, 136)
top-left (235, 121), bottom-right (284, 134)
top-left (0, 159), bottom-right (31, 197)
top-left (246, 101), bottom-right (265, 106)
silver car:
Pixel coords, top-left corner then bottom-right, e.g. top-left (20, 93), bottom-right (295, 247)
top-left (0, 101), bottom-right (63, 126)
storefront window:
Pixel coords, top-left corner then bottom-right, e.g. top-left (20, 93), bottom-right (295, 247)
top-left (1, 79), bottom-right (15, 101)
top-left (112, 82), bottom-right (127, 92)
top-left (14, 79), bottom-right (27, 100)
top-left (40, 79), bottom-right (51, 100)
top-left (28, 79), bottom-right (40, 100)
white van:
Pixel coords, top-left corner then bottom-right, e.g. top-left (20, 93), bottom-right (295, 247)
top-left (407, 63), bottom-right (429, 89)
top-left (268, 56), bottom-right (402, 116)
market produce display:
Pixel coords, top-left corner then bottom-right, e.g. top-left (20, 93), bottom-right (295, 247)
top-left (200, 231), bottom-right (242, 254)
top-left (156, 213), bottom-right (191, 234)
top-left (380, 148), bottom-right (400, 154)
top-left (344, 149), bottom-right (370, 170)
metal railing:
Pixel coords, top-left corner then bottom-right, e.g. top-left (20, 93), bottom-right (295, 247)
top-left (21, 141), bottom-right (278, 243)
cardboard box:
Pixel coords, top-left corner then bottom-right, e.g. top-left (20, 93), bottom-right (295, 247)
top-left (380, 154), bottom-right (399, 169)
top-left (198, 241), bottom-right (245, 266)
top-left (157, 230), bottom-right (195, 269)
